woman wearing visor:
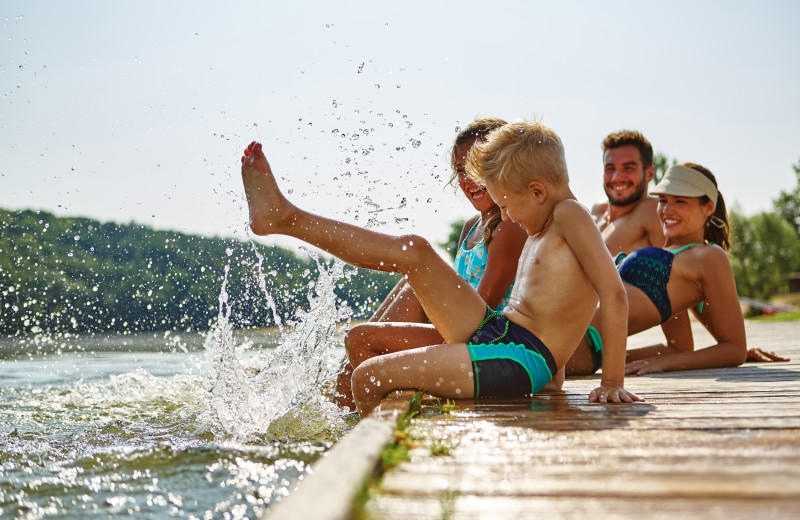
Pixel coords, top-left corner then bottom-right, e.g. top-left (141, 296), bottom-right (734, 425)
top-left (566, 163), bottom-right (750, 377)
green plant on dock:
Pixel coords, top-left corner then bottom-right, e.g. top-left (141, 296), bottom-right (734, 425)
top-left (429, 438), bottom-right (452, 456)
top-left (432, 397), bottom-right (458, 414)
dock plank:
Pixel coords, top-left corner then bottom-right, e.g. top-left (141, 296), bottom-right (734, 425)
top-left (361, 320), bottom-right (800, 519)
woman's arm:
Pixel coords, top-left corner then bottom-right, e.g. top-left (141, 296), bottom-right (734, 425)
top-left (625, 311), bottom-right (695, 362)
top-left (475, 220), bottom-right (527, 309)
top-left (626, 248), bottom-right (746, 375)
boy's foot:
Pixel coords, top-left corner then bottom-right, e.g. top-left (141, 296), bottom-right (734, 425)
top-left (241, 141), bottom-right (293, 235)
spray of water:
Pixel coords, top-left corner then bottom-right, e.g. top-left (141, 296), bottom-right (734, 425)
top-left (201, 250), bottom-right (354, 443)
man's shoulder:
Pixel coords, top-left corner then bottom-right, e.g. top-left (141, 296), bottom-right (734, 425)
top-left (631, 196), bottom-right (659, 213)
top-left (629, 196), bottom-right (662, 226)
top-left (590, 199), bottom-right (608, 216)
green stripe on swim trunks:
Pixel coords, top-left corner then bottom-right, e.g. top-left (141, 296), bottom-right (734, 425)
top-left (468, 343), bottom-right (552, 395)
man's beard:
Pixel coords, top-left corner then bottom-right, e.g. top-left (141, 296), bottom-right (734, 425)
top-left (606, 177), bottom-right (648, 207)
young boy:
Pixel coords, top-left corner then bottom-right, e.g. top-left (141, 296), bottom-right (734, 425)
top-left (241, 120), bottom-right (643, 417)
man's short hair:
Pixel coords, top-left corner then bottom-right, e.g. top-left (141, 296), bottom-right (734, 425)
top-left (467, 119), bottom-right (568, 192)
top-left (602, 130), bottom-right (653, 169)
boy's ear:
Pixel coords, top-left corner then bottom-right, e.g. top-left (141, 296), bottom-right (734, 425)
top-left (527, 180), bottom-right (547, 202)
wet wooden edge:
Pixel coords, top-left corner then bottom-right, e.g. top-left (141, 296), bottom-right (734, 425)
top-left (261, 390), bottom-right (413, 520)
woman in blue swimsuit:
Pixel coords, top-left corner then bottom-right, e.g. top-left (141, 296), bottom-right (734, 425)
top-left (334, 118), bottom-right (528, 409)
top-left (566, 163), bottom-right (748, 376)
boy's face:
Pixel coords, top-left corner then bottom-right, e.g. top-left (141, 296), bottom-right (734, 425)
top-left (484, 179), bottom-right (538, 235)
top-left (603, 145), bottom-right (653, 207)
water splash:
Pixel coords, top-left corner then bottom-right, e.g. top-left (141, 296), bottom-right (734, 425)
top-left (201, 252), bottom-right (353, 443)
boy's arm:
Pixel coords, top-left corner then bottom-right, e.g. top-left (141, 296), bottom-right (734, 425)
top-left (554, 201), bottom-right (642, 403)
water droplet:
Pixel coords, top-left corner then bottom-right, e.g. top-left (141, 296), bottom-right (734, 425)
top-left (332, 99), bottom-right (338, 108)
top-left (73, 235), bottom-right (80, 241)
top-left (411, 140), bottom-right (421, 149)
top-left (357, 62), bottom-right (365, 73)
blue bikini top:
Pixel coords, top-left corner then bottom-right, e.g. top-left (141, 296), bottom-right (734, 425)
top-left (615, 244), bottom-right (702, 323)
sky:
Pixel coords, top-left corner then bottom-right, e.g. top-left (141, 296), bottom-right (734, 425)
top-left (2, 1), bottom-right (799, 253)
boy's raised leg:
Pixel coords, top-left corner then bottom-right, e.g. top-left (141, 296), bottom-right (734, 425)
top-left (241, 141), bottom-right (487, 343)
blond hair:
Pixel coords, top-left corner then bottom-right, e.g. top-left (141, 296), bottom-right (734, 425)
top-left (466, 119), bottom-right (568, 192)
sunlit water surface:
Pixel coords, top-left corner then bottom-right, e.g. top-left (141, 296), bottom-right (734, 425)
top-left (0, 257), bottom-right (356, 519)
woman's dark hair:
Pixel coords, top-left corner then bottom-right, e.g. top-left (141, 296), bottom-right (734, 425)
top-left (448, 117), bottom-right (507, 245)
top-left (683, 163), bottom-right (730, 251)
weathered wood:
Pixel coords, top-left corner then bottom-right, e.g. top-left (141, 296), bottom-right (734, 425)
top-left (361, 320), bottom-right (800, 519)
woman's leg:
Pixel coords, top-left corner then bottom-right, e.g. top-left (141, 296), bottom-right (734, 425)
top-left (346, 322), bottom-right (444, 366)
top-left (565, 337), bottom-right (596, 376)
top-left (241, 142), bottom-right (487, 343)
top-left (374, 281), bottom-right (429, 323)
top-left (351, 343), bottom-right (475, 416)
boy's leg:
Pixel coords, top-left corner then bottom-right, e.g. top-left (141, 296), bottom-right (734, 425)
top-left (333, 362), bottom-right (356, 412)
top-left (242, 142), bottom-right (487, 343)
top-left (351, 343), bottom-right (474, 417)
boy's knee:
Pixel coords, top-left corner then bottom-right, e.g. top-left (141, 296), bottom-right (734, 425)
top-left (351, 360), bottom-right (375, 393)
top-left (397, 234), bottom-right (436, 265)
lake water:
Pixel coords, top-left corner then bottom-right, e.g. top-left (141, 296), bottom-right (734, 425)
top-left (0, 260), bottom-right (357, 519)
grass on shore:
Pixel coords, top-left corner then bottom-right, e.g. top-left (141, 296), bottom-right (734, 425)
top-left (750, 309), bottom-right (800, 322)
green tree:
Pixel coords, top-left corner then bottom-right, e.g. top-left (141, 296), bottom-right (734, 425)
top-left (652, 152), bottom-right (677, 185)
top-left (0, 208), bottom-right (397, 334)
top-left (774, 158), bottom-right (800, 238)
top-left (729, 207), bottom-right (800, 301)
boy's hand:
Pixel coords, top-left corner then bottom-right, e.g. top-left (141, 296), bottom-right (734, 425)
top-left (589, 382), bottom-right (644, 403)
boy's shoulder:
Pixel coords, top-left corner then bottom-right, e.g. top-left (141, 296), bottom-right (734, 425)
top-left (553, 198), bottom-right (592, 222)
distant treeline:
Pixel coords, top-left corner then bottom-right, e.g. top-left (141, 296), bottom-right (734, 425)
top-left (0, 208), bottom-right (399, 335)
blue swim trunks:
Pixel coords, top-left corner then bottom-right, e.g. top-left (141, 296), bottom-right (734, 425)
top-left (467, 310), bottom-right (557, 398)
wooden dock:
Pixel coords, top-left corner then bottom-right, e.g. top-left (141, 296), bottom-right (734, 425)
top-left (267, 319), bottom-right (800, 520)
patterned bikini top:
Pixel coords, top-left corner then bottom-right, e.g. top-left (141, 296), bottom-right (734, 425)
top-left (453, 220), bottom-right (514, 311)
top-left (615, 243), bottom-right (703, 323)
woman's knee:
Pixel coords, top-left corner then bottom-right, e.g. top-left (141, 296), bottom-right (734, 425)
top-left (344, 324), bottom-right (373, 365)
